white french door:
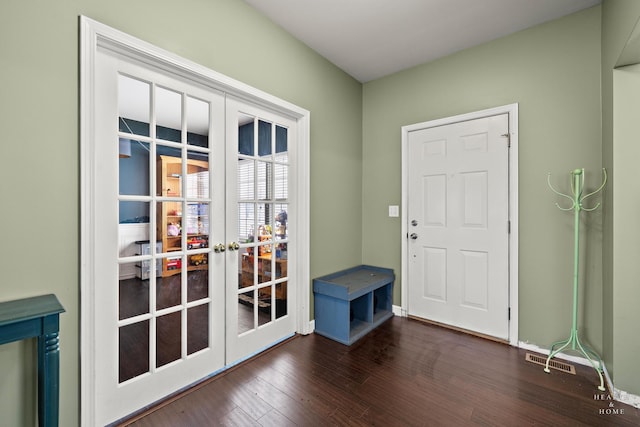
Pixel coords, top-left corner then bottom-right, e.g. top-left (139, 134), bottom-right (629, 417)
top-left (406, 114), bottom-right (510, 340)
top-left (93, 51), bottom-right (227, 425)
top-left (87, 40), bottom-right (302, 425)
top-left (225, 97), bottom-right (297, 362)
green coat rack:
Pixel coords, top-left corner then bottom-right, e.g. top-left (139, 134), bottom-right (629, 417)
top-left (545, 168), bottom-right (607, 392)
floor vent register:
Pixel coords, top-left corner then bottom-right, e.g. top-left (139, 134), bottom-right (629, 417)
top-left (525, 352), bottom-right (576, 375)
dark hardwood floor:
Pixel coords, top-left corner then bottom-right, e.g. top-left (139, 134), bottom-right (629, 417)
top-left (119, 317), bottom-right (640, 426)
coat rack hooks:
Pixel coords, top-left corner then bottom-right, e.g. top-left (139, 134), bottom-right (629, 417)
top-left (544, 167), bottom-right (607, 391)
top-left (547, 168), bottom-right (607, 211)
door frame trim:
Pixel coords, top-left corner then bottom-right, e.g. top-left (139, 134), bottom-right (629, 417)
top-left (400, 103), bottom-right (519, 346)
top-left (79, 16), bottom-right (311, 426)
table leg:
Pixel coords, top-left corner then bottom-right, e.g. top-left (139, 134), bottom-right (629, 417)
top-left (37, 328), bottom-right (60, 426)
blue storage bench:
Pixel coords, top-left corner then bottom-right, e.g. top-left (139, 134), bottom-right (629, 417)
top-left (313, 265), bottom-right (394, 345)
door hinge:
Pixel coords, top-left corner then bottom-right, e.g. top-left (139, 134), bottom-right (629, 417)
top-left (508, 220), bottom-right (511, 234)
top-left (502, 133), bottom-right (511, 148)
top-left (508, 307), bottom-right (511, 320)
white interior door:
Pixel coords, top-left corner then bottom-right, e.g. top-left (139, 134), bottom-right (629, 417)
top-left (407, 114), bottom-right (510, 340)
top-left (225, 96), bottom-right (297, 363)
top-left (93, 50), bottom-right (226, 425)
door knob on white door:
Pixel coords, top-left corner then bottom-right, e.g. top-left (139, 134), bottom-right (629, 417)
top-left (213, 243), bottom-right (226, 253)
top-left (228, 242), bottom-right (240, 251)
top-left (410, 233), bottom-right (418, 240)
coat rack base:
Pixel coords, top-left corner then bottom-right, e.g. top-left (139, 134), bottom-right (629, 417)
top-left (544, 328), bottom-right (606, 391)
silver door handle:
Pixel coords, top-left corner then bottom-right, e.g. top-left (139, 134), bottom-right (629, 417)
top-left (410, 233), bottom-right (418, 240)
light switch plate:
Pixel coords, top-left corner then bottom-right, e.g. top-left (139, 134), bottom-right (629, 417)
top-left (388, 205), bottom-right (399, 217)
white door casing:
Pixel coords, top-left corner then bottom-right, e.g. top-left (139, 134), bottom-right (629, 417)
top-left (401, 105), bottom-right (519, 345)
top-left (80, 17), bottom-right (311, 426)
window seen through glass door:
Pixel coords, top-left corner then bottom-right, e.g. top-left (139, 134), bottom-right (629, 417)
top-left (236, 116), bottom-right (289, 334)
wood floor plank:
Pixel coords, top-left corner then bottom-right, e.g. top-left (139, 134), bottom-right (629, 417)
top-left (129, 390), bottom-right (237, 426)
top-left (255, 408), bottom-right (298, 427)
top-left (217, 406), bottom-right (262, 427)
top-left (352, 365), bottom-right (474, 425)
top-left (217, 375), bottom-right (274, 422)
top-left (328, 408), bottom-right (379, 427)
top-left (120, 317), bottom-right (640, 426)
top-left (254, 356), bottom-right (370, 419)
top-left (242, 375), bottom-right (332, 425)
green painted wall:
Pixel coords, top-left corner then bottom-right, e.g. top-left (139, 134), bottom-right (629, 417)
top-left (0, 0), bottom-right (362, 425)
top-left (362, 7), bottom-right (603, 350)
top-left (602, 0), bottom-right (640, 397)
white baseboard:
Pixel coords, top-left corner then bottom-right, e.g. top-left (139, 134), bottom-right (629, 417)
top-left (519, 341), bottom-right (640, 409)
top-left (305, 319), bottom-right (315, 334)
top-left (393, 305), bottom-right (405, 316)
top-left (614, 388), bottom-right (640, 409)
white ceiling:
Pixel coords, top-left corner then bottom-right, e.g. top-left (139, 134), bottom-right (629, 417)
top-left (243, 0), bottom-right (601, 82)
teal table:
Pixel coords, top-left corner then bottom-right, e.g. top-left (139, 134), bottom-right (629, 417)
top-left (0, 294), bottom-right (65, 427)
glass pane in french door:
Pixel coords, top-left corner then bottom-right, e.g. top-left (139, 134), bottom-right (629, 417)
top-left (236, 116), bottom-right (289, 334)
top-left (117, 73), bottom-right (214, 384)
